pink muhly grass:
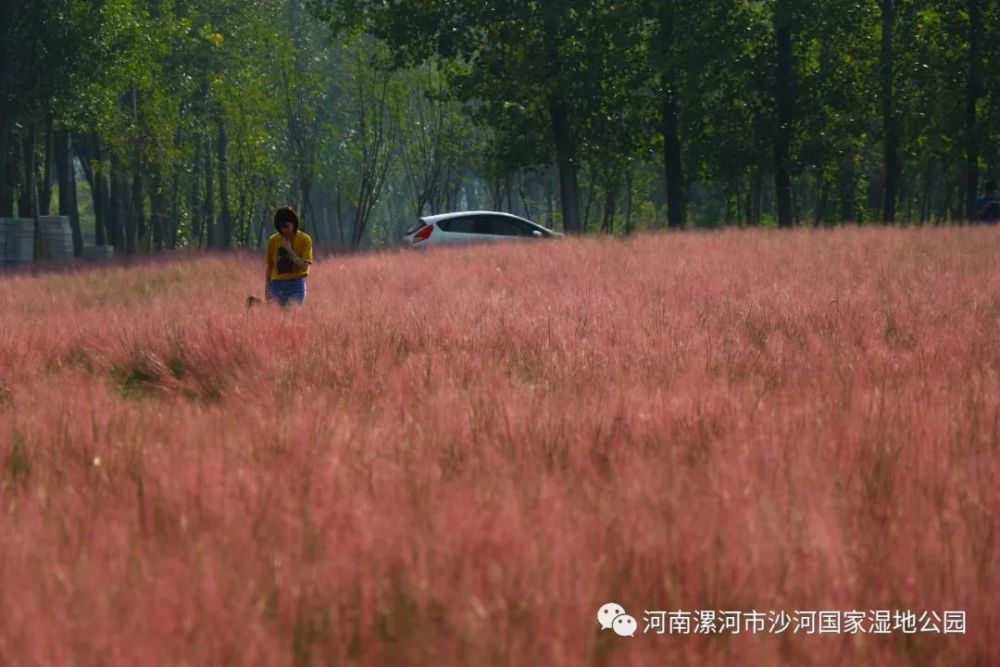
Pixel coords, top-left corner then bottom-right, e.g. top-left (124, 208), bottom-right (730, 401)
top-left (0, 226), bottom-right (997, 665)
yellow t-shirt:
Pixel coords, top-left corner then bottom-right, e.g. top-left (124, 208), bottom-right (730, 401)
top-left (267, 231), bottom-right (313, 281)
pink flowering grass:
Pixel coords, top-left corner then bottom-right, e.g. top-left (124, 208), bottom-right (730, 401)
top-left (0, 227), bottom-right (998, 665)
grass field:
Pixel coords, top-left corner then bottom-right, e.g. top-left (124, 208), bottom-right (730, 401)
top-left (0, 227), bottom-right (998, 665)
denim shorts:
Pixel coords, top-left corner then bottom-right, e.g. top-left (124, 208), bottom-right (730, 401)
top-left (269, 278), bottom-right (307, 307)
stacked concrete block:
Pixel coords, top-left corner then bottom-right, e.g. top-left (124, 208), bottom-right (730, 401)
top-left (1, 218), bottom-right (35, 268)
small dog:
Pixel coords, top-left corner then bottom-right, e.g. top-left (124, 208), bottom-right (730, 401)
top-left (246, 295), bottom-right (263, 310)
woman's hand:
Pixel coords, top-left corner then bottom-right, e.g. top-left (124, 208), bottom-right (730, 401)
top-left (279, 237), bottom-right (307, 269)
top-left (280, 238), bottom-right (300, 260)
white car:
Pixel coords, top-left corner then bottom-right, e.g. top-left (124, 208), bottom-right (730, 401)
top-left (403, 211), bottom-right (564, 247)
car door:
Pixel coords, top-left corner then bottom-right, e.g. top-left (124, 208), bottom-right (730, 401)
top-left (435, 216), bottom-right (480, 245)
top-left (509, 218), bottom-right (546, 238)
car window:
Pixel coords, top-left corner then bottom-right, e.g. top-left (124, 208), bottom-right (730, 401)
top-left (512, 219), bottom-right (540, 236)
top-left (437, 217), bottom-right (477, 233)
top-left (435, 215), bottom-right (536, 236)
top-left (478, 216), bottom-right (533, 236)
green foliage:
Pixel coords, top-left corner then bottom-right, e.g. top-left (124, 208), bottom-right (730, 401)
top-left (3, 0), bottom-right (998, 244)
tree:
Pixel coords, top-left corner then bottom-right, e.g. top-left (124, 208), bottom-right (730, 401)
top-left (964, 0), bottom-right (984, 219)
top-left (394, 64), bottom-right (474, 218)
top-left (5, 0), bottom-right (996, 258)
top-left (0, 0), bottom-right (108, 222)
top-left (773, 0), bottom-right (796, 228)
top-left (344, 41), bottom-right (398, 248)
top-left (653, 0), bottom-right (688, 228)
top-left (881, 0), bottom-right (902, 223)
top-left (312, 0), bottom-right (626, 234)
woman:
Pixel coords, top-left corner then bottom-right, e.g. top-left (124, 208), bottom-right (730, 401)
top-left (265, 206), bottom-right (314, 306)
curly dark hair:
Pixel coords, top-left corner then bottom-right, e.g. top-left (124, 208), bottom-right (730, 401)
top-left (273, 206), bottom-right (300, 232)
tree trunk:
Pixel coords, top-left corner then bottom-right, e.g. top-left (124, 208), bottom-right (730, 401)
top-left (109, 157), bottom-right (128, 252)
top-left (547, 176), bottom-right (554, 228)
top-left (300, 172), bottom-right (316, 242)
top-left (0, 109), bottom-right (12, 217)
top-left (79, 134), bottom-right (109, 247)
top-left (964, 0), bottom-right (982, 219)
top-left (881, 0), bottom-right (901, 223)
top-left (548, 96), bottom-right (582, 234)
top-left (659, 0), bottom-right (687, 229)
top-left (203, 134), bottom-right (214, 249)
top-left (542, 6), bottom-right (582, 234)
top-left (919, 166), bottom-right (931, 223)
top-left (601, 176), bottom-right (618, 234)
top-left (18, 125), bottom-right (37, 218)
top-left (518, 173), bottom-right (533, 220)
top-left (69, 156), bottom-right (80, 256)
top-left (817, 177), bottom-right (831, 227)
top-left (236, 188), bottom-right (249, 248)
top-left (191, 134), bottom-right (203, 247)
top-left (624, 168), bottom-right (634, 236)
top-left (582, 170), bottom-right (596, 230)
top-left (94, 139), bottom-right (109, 247)
top-left (131, 171), bottom-right (144, 253)
top-left (662, 83), bottom-right (686, 230)
top-left (55, 128), bottom-right (83, 256)
top-left (108, 160), bottom-right (119, 251)
top-left (903, 171), bottom-right (913, 222)
top-left (31, 139), bottom-right (41, 260)
top-left (752, 169), bottom-right (764, 226)
top-left (773, 0), bottom-right (795, 228)
top-left (150, 170), bottom-right (167, 252)
top-left (335, 187), bottom-right (344, 247)
top-left (216, 116), bottom-right (232, 249)
top-left (169, 151), bottom-right (180, 250)
top-left (40, 116), bottom-right (53, 216)
top-left (491, 178), bottom-right (502, 211)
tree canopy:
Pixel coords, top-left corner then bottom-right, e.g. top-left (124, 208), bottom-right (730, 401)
top-left (1, 0), bottom-right (997, 255)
